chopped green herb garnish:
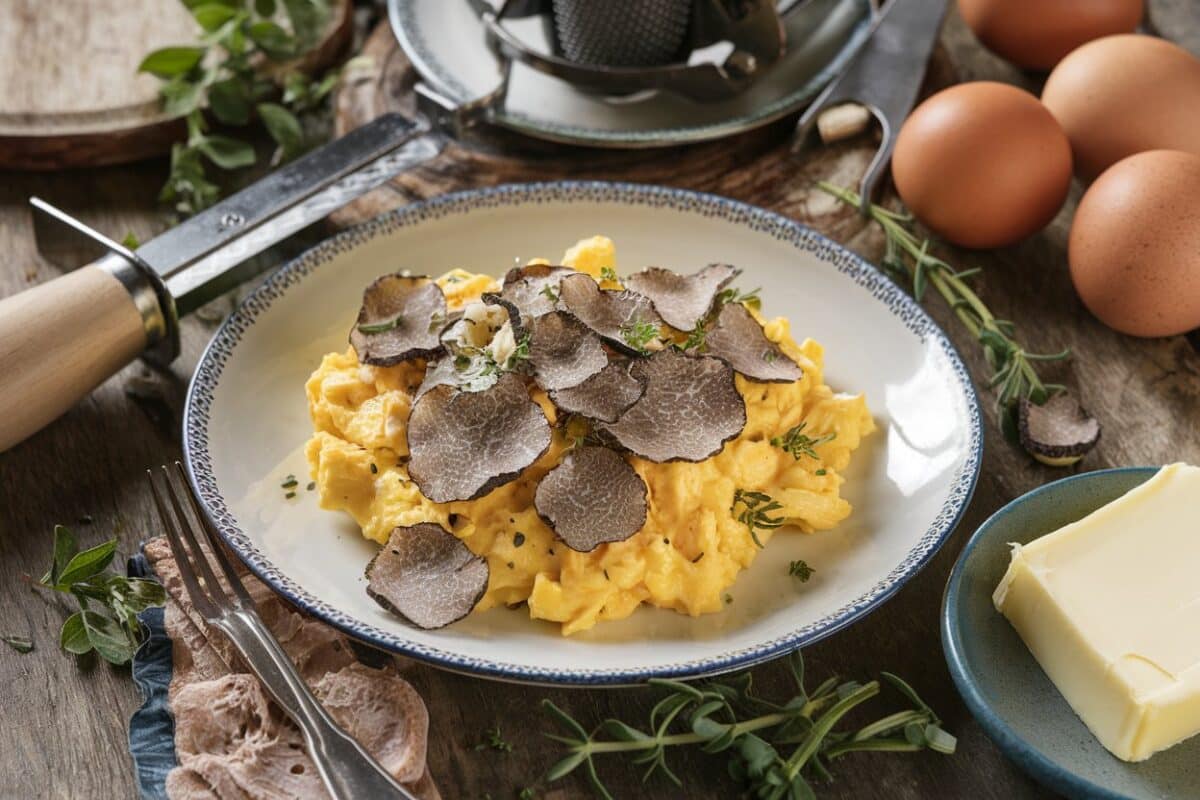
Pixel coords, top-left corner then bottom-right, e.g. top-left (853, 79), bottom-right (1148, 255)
top-left (716, 285), bottom-right (762, 311)
top-left (285, 491), bottom-right (296, 499)
top-left (815, 469), bottom-right (827, 476)
top-left (619, 319), bottom-right (661, 354)
top-left (2, 635), bottom-right (33, 654)
top-left (369, 463), bottom-right (378, 474)
top-left (281, 476), bottom-right (298, 489)
top-left (356, 317), bottom-right (401, 335)
top-left (770, 422), bottom-right (836, 461)
top-left (474, 726), bottom-right (513, 753)
top-left (600, 266), bottom-right (618, 282)
top-left (540, 285), bottom-right (559, 302)
top-left (692, 552), bottom-right (704, 563)
top-left (731, 489), bottom-right (785, 548)
top-left (679, 320), bottom-right (708, 352)
top-left (603, 569), bottom-right (610, 581)
top-left (307, 481), bottom-right (316, 491)
top-left (723, 594), bottom-right (733, 605)
top-left (789, 559), bottom-right (814, 582)
top-left (513, 532), bottom-right (526, 548)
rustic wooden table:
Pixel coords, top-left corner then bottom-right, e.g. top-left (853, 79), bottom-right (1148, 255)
top-left (2, 6), bottom-right (1198, 799)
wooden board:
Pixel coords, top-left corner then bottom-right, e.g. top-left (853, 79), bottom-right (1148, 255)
top-left (0, 0), bottom-right (353, 170)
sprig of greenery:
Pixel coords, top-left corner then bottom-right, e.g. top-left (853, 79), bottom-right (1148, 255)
top-left (541, 651), bottom-right (954, 799)
top-left (599, 266), bottom-right (619, 283)
top-left (475, 726), bottom-right (514, 753)
top-left (620, 320), bottom-right (662, 354)
top-left (717, 286), bottom-right (763, 312)
top-left (2, 635), bottom-right (33, 654)
top-left (731, 489), bottom-right (785, 548)
top-left (816, 183), bottom-right (1069, 432)
top-left (788, 560), bottom-right (814, 582)
top-left (139, 0), bottom-right (345, 216)
top-left (37, 526), bottom-right (166, 665)
top-left (771, 422), bottom-right (836, 461)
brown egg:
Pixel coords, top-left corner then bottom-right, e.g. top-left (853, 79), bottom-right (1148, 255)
top-left (957, 0), bottom-right (1143, 70)
top-left (1069, 150), bottom-right (1200, 337)
top-left (891, 82), bottom-right (1072, 249)
top-left (1042, 35), bottom-right (1200, 180)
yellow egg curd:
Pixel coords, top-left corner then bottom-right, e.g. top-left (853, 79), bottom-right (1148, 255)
top-left (305, 236), bottom-right (874, 635)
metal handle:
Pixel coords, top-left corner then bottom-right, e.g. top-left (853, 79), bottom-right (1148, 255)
top-left (216, 612), bottom-right (418, 799)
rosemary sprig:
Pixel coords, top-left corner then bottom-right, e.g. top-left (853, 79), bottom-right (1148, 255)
top-left (771, 422), bottom-right (836, 461)
top-left (788, 560), bottom-right (814, 582)
top-left (731, 489), bottom-right (786, 548)
top-left (816, 182), bottom-right (1070, 424)
top-left (35, 526), bottom-right (166, 665)
top-left (541, 651), bottom-right (954, 799)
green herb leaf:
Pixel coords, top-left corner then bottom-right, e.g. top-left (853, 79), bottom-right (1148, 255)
top-left (191, 3), bottom-right (239, 31)
top-left (60, 613), bottom-right (92, 655)
top-left (197, 135), bottom-right (256, 170)
top-left (56, 539), bottom-right (117, 588)
top-left (788, 560), bottom-right (814, 582)
top-left (281, 0), bottom-right (329, 48)
top-left (619, 320), bottom-right (661, 355)
top-left (731, 489), bottom-right (785, 548)
top-left (770, 422), bottom-right (835, 462)
top-left (2, 635), bottom-right (33, 654)
top-left (208, 76), bottom-right (252, 125)
top-left (247, 20), bottom-right (295, 59)
top-left (138, 46), bottom-right (206, 78)
top-left (257, 102), bottom-right (304, 158)
top-left (41, 525), bottom-right (78, 586)
top-left (255, 0), bottom-right (277, 15)
top-left (80, 610), bottom-right (138, 665)
top-left (160, 77), bottom-right (204, 118)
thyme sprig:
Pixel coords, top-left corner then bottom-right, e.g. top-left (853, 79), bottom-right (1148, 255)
top-left (35, 526), bottom-right (166, 665)
top-left (541, 651), bottom-right (954, 799)
top-left (732, 489), bottom-right (785, 548)
top-left (816, 183), bottom-right (1070, 418)
top-left (788, 560), bottom-right (814, 582)
top-left (620, 320), bottom-right (662, 354)
top-left (771, 422), bottom-right (836, 461)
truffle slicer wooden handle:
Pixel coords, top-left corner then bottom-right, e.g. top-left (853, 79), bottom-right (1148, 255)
top-left (0, 258), bottom-right (155, 452)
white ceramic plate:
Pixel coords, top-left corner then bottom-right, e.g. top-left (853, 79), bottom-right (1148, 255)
top-left (185, 182), bottom-right (981, 685)
top-left (389, 0), bottom-right (873, 147)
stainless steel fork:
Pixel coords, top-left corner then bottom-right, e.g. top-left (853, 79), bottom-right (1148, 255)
top-left (148, 462), bottom-right (418, 800)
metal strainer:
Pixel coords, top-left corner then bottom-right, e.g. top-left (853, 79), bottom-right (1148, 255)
top-left (549, 0), bottom-right (693, 67)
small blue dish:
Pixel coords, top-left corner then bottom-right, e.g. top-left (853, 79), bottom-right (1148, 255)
top-left (942, 467), bottom-right (1200, 800)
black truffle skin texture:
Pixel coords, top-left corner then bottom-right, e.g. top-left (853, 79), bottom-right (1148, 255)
top-left (407, 372), bottom-right (552, 503)
top-left (526, 311), bottom-right (609, 392)
top-left (704, 302), bottom-right (803, 383)
top-left (557, 273), bottom-right (665, 356)
top-left (597, 349), bottom-right (746, 463)
top-left (534, 446), bottom-right (648, 552)
top-left (549, 361), bottom-right (645, 423)
top-left (366, 523), bottom-right (489, 629)
top-left (349, 274), bottom-right (447, 366)
top-left (623, 263), bottom-right (740, 332)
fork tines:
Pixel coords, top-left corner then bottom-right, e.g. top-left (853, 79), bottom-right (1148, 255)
top-left (146, 462), bottom-right (254, 620)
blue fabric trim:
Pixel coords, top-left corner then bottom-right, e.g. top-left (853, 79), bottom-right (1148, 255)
top-left (127, 553), bottom-right (175, 800)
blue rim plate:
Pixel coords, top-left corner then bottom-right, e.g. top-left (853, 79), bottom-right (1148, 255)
top-left (184, 181), bottom-right (982, 685)
top-left (942, 466), bottom-right (1200, 800)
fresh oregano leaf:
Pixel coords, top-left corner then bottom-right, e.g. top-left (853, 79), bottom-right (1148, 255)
top-left (56, 539), bottom-right (117, 588)
top-left (191, 3), bottom-right (239, 32)
top-left (81, 611), bottom-right (138, 665)
top-left (257, 102), bottom-right (304, 157)
top-left (138, 46), bottom-right (206, 78)
top-left (248, 20), bottom-right (295, 59)
top-left (41, 525), bottom-right (78, 586)
top-left (2, 635), bottom-right (33, 654)
top-left (60, 613), bottom-right (92, 656)
top-left (197, 135), bottom-right (257, 169)
top-left (208, 76), bottom-right (252, 125)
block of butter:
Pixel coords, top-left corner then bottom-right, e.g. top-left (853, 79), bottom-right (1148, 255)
top-left (994, 462), bottom-right (1200, 762)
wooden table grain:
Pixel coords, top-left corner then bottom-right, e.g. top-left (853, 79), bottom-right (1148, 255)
top-left (2, 6), bottom-right (1198, 799)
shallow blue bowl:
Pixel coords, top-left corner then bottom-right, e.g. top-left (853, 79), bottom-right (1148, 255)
top-left (942, 467), bottom-right (1200, 800)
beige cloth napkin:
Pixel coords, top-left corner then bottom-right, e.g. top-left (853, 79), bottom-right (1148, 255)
top-left (143, 537), bottom-right (440, 800)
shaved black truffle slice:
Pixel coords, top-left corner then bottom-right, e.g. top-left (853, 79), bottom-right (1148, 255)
top-left (549, 362), bottom-right (645, 423)
top-left (526, 311), bottom-right (608, 391)
top-left (598, 349), bottom-right (745, 462)
top-left (704, 302), bottom-right (803, 383)
top-left (480, 293), bottom-right (527, 338)
top-left (534, 447), bottom-right (647, 552)
top-left (1019, 394), bottom-right (1101, 467)
top-left (349, 275), bottom-right (447, 366)
top-left (499, 264), bottom-right (576, 320)
top-left (365, 523), bottom-right (488, 629)
top-left (557, 272), bottom-right (664, 356)
top-left (623, 264), bottom-right (740, 331)
top-left (407, 373), bottom-right (551, 502)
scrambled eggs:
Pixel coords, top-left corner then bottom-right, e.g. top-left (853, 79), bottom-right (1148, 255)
top-left (305, 236), bottom-right (874, 635)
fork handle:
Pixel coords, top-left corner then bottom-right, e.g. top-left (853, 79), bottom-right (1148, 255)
top-left (220, 613), bottom-right (419, 799)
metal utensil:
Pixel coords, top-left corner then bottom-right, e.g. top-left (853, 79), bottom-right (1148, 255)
top-left (147, 462), bottom-right (418, 800)
top-left (795, 0), bottom-right (948, 214)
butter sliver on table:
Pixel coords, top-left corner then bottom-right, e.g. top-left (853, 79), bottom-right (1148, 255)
top-left (994, 462), bottom-right (1200, 762)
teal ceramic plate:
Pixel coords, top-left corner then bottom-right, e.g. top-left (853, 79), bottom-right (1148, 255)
top-left (942, 467), bottom-right (1200, 800)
